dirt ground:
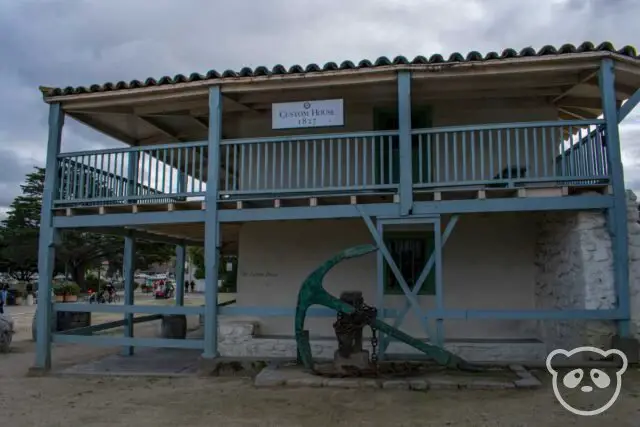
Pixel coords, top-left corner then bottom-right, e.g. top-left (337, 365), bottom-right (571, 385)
top-left (1, 320), bottom-right (639, 426)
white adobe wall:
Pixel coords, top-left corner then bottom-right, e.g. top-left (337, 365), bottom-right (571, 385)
top-left (534, 190), bottom-right (640, 353)
top-left (232, 213), bottom-right (539, 340)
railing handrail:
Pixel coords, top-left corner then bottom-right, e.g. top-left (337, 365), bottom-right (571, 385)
top-left (411, 119), bottom-right (605, 135)
top-left (58, 140), bottom-right (208, 159)
top-left (220, 130), bottom-right (399, 146)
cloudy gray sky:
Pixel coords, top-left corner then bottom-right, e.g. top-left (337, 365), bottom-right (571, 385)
top-left (0, 0), bottom-right (638, 215)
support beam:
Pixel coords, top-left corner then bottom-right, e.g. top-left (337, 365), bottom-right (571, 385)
top-left (618, 88), bottom-right (640, 123)
top-left (122, 232), bottom-right (136, 356)
top-left (599, 58), bottom-right (631, 337)
top-left (381, 215), bottom-right (459, 352)
top-left (359, 208), bottom-right (432, 339)
top-left (203, 86), bottom-right (222, 359)
top-left (397, 71), bottom-right (413, 215)
top-left (175, 243), bottom-right (186, 306)
top-left (34, 103), bottom-right (64, 371)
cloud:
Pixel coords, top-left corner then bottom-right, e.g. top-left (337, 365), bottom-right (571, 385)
top-left (0, 0), bottom-right (638, 214)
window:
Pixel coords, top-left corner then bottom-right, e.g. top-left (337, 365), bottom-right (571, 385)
top-left (383, 232), bottom-right (436, 295)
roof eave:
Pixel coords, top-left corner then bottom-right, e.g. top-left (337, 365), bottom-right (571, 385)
top-left (41, 51), bottom-right (640, 107)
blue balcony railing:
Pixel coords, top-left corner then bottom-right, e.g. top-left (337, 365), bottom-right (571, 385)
top-left (218, 130), bottom-right (399, 198)
top-left (53, 120), bottom-right (610, 208)
top-left (411, 119), bottom-right (608, 189)
top-left (55, 141), bottom-right (207, 207)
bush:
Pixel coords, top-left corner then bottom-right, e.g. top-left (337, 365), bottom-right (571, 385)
top-left (52, 283), bottom-right (65, 296)
top-left (64, 282), bottom-right (81, 296)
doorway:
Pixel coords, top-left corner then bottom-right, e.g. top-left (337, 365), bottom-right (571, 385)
top-left (373, 106), bottom-right (432, 185)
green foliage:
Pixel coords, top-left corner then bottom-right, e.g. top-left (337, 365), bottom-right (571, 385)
top-left (0, 167), bottom-right (44, 281)
top-left (84, 274), bottom-right (107, 291)
top-left (63, 282), bottom-right (81, 296)
top-left (0, 167), bottom-right (175, 288)
top-left (187, 247), bottom-right (237, 291)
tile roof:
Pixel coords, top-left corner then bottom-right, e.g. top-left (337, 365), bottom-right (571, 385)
top-left (41, 42), bottom-right (638, 98)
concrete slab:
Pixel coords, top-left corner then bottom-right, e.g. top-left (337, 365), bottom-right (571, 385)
top-left (56, 348), bottom-right (201, 377)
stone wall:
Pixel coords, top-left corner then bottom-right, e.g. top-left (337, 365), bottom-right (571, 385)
top-left (535, 191), bottom-right (640, 353)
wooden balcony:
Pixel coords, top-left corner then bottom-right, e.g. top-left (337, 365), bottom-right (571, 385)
top-left (53, 119), bottom-right (611, 217)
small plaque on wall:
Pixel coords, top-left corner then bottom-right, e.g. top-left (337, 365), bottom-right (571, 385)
top-left (272, 99), bottom-right (344, 129)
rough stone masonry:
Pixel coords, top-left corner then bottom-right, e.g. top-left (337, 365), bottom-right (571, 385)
top-left (534, 190), bottom-right (640, 354)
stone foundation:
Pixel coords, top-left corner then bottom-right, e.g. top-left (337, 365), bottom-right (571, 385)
top-left (217, 321), bottom-right (547, 362)
top-left (534, 190), bottom-right (640, 354)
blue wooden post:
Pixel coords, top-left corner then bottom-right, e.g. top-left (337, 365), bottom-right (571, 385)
top-left (375, 219), bottom-right (385, 360)
top-left (203, 85), bottom-right (222, 359)
top-left (175, 243), bottom-right (186, 306)
top-left (34, 103), bottom-right (64, 371)
top-left (122, 232), bottom-right (136, 356)
top-left (397, 71), bottom-right (413, 215)
top-left (599, 58), bottom-right (631, 337)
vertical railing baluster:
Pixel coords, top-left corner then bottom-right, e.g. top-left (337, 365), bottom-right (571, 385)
top-left (361, 137), bottom-right (367, 185)
top-left (140, 152), bottom-right (147, 196)
top-left (418, 134), bottom-right (424, 184)
top-left (296, 141), bottom-right (301, 188)
top-left (479, 131), bottom-right (485, 181)
top-left (444, 133), bottom-right (449, 182)
top-left (354, 137), bottom-right (359, 186)
top-left (387, 136), bottom-right (392, 184)
top-left (426, 134), bottom-right (431, 184)
top-left (461, 132), bottom-right (466, 182)
top-left (200, 145), bottom-right (205, 192)
top-left (453, 132), bottom-right (458, 182)
top-left (271, 143), bottom-right (275, 191)
top-left (338, 138), bottom-right (343, 187)
top-left (98, 154), bottom-right (105, 199)
top-left (148, 150), bottom-right (153, 195)
top-left (330, 138), bottom-right (335, 187)
top-left (542, 127), bottom-right (549, 178)
top-left (497, 130), bottom-right (503, 181)
top-left (586, 127), bottom-right (595, 177)
top-left (470, 131), bottom-right (476, 181)
top-left (64, 158), bottom-right (72, 201)
top-left (249, 144), bottom-right (254, 191)
top-left (527, 128), bottom-right (533, 178)
top-left (370, 136), bottom-right (375, 186)
top-left (346, 138), bottom-right (351, 187)
top-left (78, 155), bottom-right (85, 199)
top-left (321, 139), bottom-right (326, 187)
top-left (240, 144), bottom-right (246, 192)
top-left (168, 148), bottom-right (174, 195)
top-left (224, 144), bottom-right (230, 193)
top-left (378, 136), bottom-right (384, 185)
top-left (287, 141), bottom-right (292, 189)
top-left (435, 133), bottom-right (440, 183)
top-left (558, 126), bottom-right (566, 177)
top-left (516, 128), bottom-right (522, 181)
top-left (507, 129), bottom-right (513, 182)
top-left (181, 147), bottom-right (187, 195)
top-left (304, 141), bottom-right (309, 189)
top-left (279, 142), bottom-right (284, 190)
top-left (313, 140), bottom-right (318, 189)
top-left (256, 143), bottom-right (262, 191)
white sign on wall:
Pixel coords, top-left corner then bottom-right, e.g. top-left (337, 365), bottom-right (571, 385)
top-left (272, 99), bottom-right (344, 129)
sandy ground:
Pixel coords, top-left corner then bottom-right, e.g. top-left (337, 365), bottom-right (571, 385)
top-left (1, 302), bottom-right (640, 426)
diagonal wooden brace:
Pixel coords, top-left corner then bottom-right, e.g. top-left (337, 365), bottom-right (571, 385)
top-left (358, 208), bottom-right (434, 341)
top-left (381, 215), bottom-right (459, 352)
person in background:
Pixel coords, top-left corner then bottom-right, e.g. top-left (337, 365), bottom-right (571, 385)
top-left (0, 285), bottom-right (8, 314)
top-left (190, 281), bottom-right (195, 293)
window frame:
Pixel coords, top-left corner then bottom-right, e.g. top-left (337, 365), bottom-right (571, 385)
top-left (382, 230), bottom-right (436, 296)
